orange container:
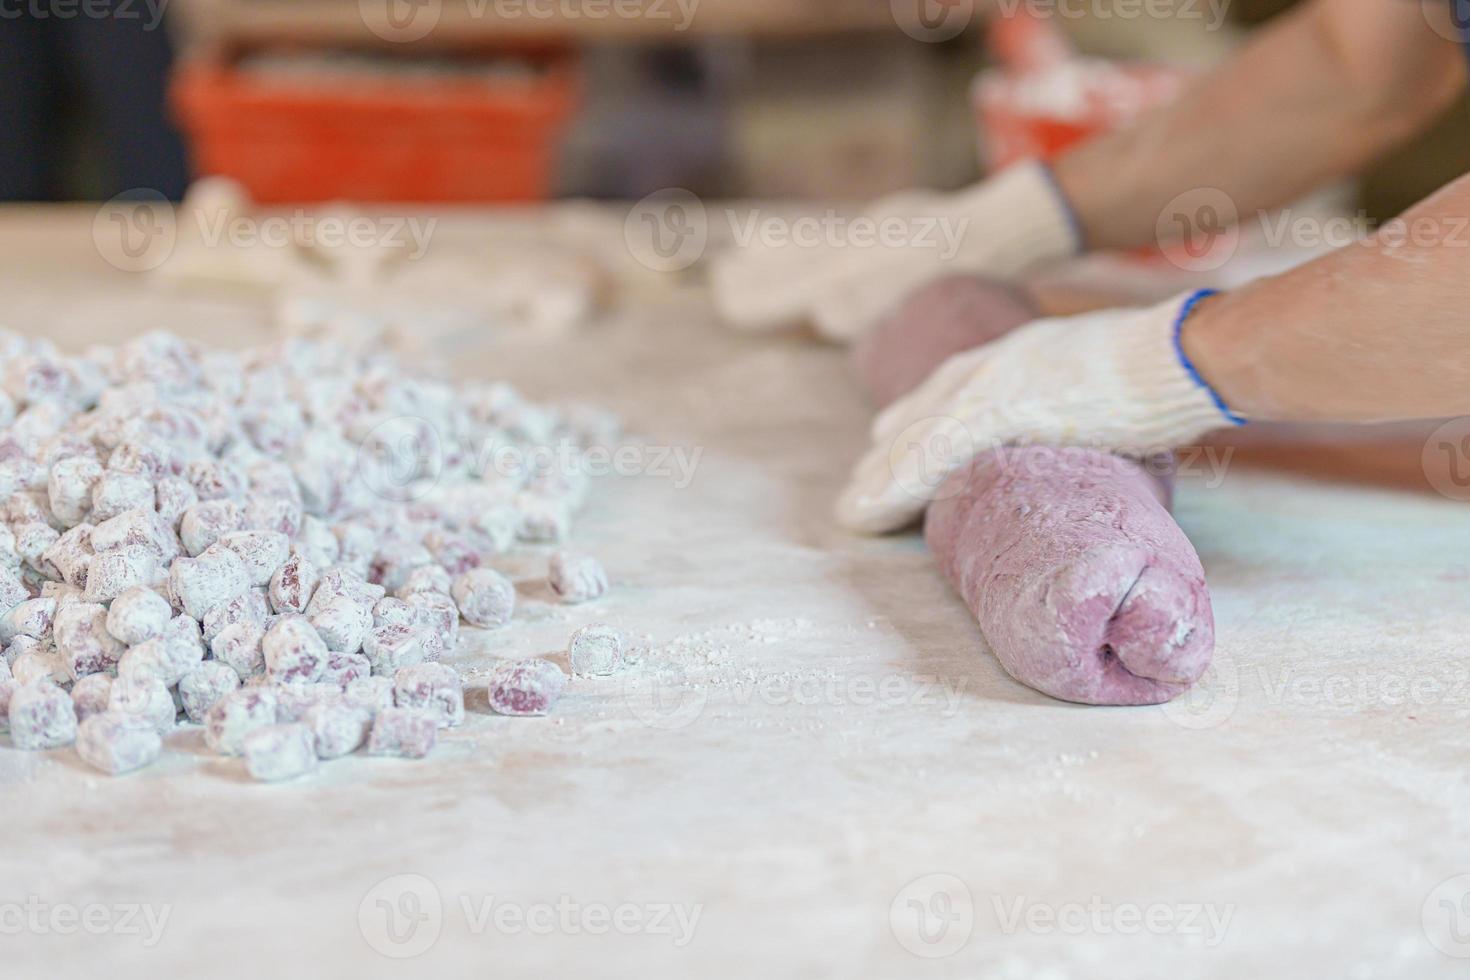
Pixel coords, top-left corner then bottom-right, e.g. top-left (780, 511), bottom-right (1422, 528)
top-left (172, 48), bottom-right (578, 203)
top-left (972, 61), bottom-right (1186, 172)
top-left (973, 59), bottom-right (1190, 261)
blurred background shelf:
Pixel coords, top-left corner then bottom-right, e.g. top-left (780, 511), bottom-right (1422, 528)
top-left (14, 0), bottom-right (1461, 215)
top-left (177, 0), bottom-right (904, 46)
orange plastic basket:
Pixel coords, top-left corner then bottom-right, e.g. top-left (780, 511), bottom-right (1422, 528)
top-left (973, 61), bottom-right (1186, 171)
top-left (172, 48), bottom-right (579, 203)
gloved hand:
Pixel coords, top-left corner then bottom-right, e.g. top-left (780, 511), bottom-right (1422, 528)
top-left (835, 290), bottom-right (1244, 533)
top-left (709, 162), bottom-right (1080, 342)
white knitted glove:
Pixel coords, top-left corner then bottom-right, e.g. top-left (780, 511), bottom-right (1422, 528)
top-left (709, 162), bottom-right (1080, 342)
top-left (835, 290), bottom-right (1244, 533)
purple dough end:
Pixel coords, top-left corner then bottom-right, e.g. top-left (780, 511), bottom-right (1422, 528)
top-left (852, 275), bottom-right (1215, 706)
top-left (925, 450), bottom-right (1213, 705)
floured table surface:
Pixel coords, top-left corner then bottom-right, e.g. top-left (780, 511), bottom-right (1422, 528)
top-left (2, 206), bottom-right (1468, 979)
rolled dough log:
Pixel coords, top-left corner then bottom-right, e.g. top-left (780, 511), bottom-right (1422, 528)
top-left (852, 275), bottom-right (1214, 705)
top-left (851, 274), bottom-right (1041, 408)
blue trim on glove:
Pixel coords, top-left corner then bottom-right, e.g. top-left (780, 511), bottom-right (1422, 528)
top-left (1172, 289), bottom-right (1246, 426)
top-left (1036, 162), bottom-right (1087, 255)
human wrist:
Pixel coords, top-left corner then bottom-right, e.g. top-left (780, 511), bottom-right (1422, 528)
top-left (1050, 149), bottom-right (1130, 252)
top-left (1103, 291), bottom-right (1245, 447)
top-left (1177, 287), bottom-right (1265, 423)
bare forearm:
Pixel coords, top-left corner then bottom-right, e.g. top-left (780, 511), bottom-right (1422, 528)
top-left (1052, 0), bottom-right (1463, 251)
top-left (1182, 173), bottom-right (1470, 423)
